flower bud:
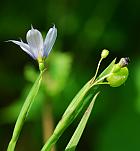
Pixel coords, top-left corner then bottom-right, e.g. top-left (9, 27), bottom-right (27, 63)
top-left (101, 49), bottom-right (109, 59)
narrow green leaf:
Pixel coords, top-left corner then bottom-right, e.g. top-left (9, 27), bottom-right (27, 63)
top-left (65, 92), bottom-right (99, 151)
top-left (63, 80), bottom-right (92, 117)
top-left (7, 71), bottom-right (43, 151)
top-left (40, 87), bottom-right (95, 151)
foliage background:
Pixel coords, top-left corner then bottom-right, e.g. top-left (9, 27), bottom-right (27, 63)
top-left (0, 0), bottom-right (140, 150)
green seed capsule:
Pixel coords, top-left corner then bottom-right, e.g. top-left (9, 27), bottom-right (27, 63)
top-left (106, 58), bottom-right (129, 87)
top-left (38, 58), bottom-right (46, 72)
top-left (39, 62), bottom-right (45, 72)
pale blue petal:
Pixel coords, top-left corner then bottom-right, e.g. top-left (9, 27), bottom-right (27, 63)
top-left (43, 25), bottom-right (57, 57)
top-left (9, 40), bottom-right (35, 59)
top-left (26, 26), bottom-right (44, 58)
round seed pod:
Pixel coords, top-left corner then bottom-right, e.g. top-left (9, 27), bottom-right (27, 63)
top-left (107, 66), bottom-right (129, 87)
top-left (106, 57), bottom-right (129, 87)
top-left (39, 62), bottom-right (45, 71)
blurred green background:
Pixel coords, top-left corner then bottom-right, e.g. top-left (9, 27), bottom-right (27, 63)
top-left (0, 0), bottom-right (140, 150)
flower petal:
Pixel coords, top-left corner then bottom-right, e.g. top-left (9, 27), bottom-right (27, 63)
top-left (9, 40), bottom-right (35, 59)
top-left (43, 25), bottom-right (57, 57)
top-left (26, 26), bottom-right (44, 58)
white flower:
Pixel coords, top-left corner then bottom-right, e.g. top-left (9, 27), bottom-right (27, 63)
top-left (9, 25), bottom-right (57, 60)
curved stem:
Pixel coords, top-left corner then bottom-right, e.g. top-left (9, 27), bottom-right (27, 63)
top-left (96, 82), bottom-right (109, 85)
top-left (40, 72), bottom-right (111, 151)
top-left (7, 72), bottom-right (43, 151)
top-left (93, 73), bottom-right (112, 86)
top-left (91, 58), bottom-right (103, 83)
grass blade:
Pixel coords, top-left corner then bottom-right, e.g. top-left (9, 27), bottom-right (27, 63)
top-left (65, 92), bottom-right (99, 151)
top-left (7, 71), bottom-right (43, 151)
top-left (40, 83), bottom-right (97, 151)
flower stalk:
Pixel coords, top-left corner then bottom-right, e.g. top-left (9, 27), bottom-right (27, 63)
top-left (40, 77), bottom-right (108, 151)
top-left (7, 71), bottom-right (44, 151)
top-left (40, 50), bottom-right (122, 151)
top-left (7, 25), bottom-right (57, 151)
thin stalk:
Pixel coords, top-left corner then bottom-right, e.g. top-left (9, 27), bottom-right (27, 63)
top-left (40, 81), bottom-right (99, 151)
top-left (91, 58), bottom-right (103, 83)
top-left (40, 59), bottom-right (115, 151)
top-left (7, 71), bottom-right (43, 151)
top-left (94, 73), bottom-right (112, 85)
top-left (40, 82), bottom-right (92, 151)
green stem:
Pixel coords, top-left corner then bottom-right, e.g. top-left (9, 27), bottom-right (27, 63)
top-left (92, 58), bottom-right (103, 82)
top-left (41, 80), bottom-right (96, 151)
top-left (41, 74), bottom-right (110, 151)
top-left (7, 71), bottom-right (43, 151)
